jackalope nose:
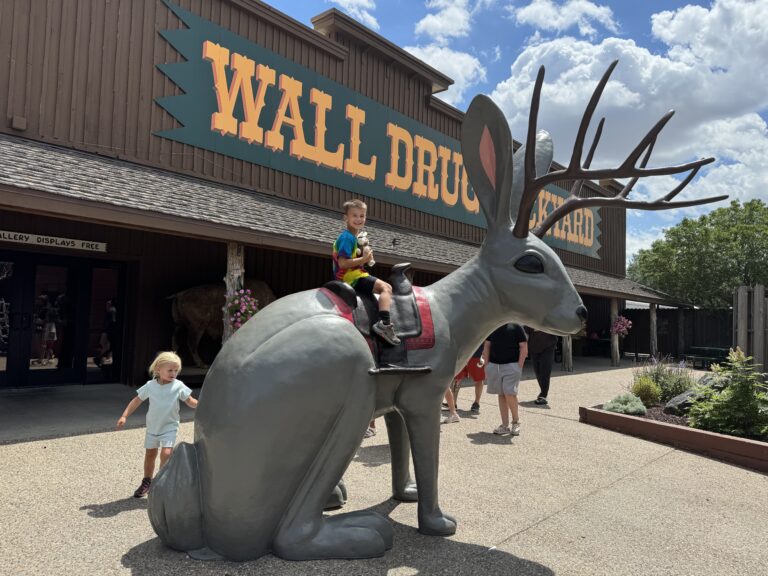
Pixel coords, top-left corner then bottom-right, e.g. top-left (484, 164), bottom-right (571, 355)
top-left (576, 305), bottom-right (588, 322)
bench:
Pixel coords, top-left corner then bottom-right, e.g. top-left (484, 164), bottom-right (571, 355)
top-left (684, 346), bottom-right (729, 369)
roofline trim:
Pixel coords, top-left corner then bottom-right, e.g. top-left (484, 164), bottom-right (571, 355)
top-left (311, 8), bottom-right (453, 92)
top-left (228, 0), bottom-right (348, 60)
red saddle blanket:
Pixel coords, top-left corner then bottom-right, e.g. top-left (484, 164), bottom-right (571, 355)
top-left (319, 285), bottom-right (435, 351)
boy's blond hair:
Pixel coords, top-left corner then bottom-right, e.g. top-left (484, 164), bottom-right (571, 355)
top-left (148, 351), bottom-right (182, 377)
top-left (342, 199), bottom-right (367, 214)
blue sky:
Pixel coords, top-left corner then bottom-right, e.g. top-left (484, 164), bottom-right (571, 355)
top-left (266, 0), bottom-right (768, 263)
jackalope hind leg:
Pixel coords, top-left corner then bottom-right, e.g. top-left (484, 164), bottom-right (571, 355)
top-left (384, 410), bottom-right (418, 502)
top-left (398, 383), bottom-right (456, 536)
top-left (273, 367), bottom-right (393, 560)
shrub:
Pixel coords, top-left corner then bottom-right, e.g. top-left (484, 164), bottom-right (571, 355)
top-left (631, 375), bottom-right (662, 407)
top-left (633, 356), bottom-right (696, 403)
top-left (687, 348), bottom-right (768, 441)
top-left (603, 392), bottom-right (647, 415)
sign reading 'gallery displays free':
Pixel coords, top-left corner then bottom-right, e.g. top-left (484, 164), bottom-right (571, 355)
top-left (155, 1), bottom-right (601, 257)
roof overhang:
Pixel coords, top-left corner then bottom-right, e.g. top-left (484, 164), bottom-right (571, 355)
top-left (0, 134), bottom-right (673, 303)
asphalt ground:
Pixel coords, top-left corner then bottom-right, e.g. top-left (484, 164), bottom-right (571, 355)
top-left (1, 359), bottom-right (766, 576)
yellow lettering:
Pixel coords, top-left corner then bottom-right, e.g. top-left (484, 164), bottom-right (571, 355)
top-left (563, 211), bottom-right (576, 243)
top-left (443, 151), bottom-right (463, 207)
top-left (384, 123), bottom-right (413, 191)
top-left (552, 195), bottom-right (565, 239)
top-left (460, 166), bottom-right (479, 213)
top-left (238, 63), bottom-right (276, 144)
top-left (203, 41), bottom-right (252, 137)
top-left (343, 104), bottom-right (376, 179)
top-left (294, 88), bottom-right (343, 169)
top-left (573, 209), bottom-right (584, 245)
top-left (413, 135), bottom-right (439, 200)
top-left (264, 74), bottom-right (308, 156)
top-left (582, 209), bottom-right (594, 247)
top-left (438, 147), bottom-right (456, 206)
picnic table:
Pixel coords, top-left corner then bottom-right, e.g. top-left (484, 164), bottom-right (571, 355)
top-left (684, 346), bottom-right (730, 369)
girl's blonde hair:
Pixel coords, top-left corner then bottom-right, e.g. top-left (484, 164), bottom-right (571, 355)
top-left (148, 351), bottom-right (182, 378)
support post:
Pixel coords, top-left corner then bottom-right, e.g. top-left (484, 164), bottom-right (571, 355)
top-left (223, 242), bottom-right (245, 343)
top-left (736, 286), bottom-right (749, 352)
top-left (677, 308), bottom-right (685, 360)
top-left (754, 285), bottom-right (765, 370)
top-left (649, 303), bottom-right (658, 359)
top-left (610, 297), bottom-right (620, 366)
top-left (562, 335), bottom-right (573, 372)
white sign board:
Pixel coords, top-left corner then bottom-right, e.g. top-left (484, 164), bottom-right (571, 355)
top-left (0, 230), bottom-right (107, 253)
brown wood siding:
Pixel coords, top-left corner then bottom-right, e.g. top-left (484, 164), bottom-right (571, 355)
top-left (0, 0), bottom-right (623, 268)
top-left (0, 209), bottom-right (226, 384)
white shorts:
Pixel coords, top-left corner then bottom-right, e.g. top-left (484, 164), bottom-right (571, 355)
top-left (485, 362), bottom-right (522, 396)
top-left (144, 430), bottom-right (177, 449)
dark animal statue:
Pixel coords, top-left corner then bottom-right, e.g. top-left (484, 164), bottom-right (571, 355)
top-left (169, 279), bottom-right (276, 368)
top-left (148, 61), bottom-right (725, 562)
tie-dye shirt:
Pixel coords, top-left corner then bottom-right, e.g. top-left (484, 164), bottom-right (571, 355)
top-left (332, 229), bottom-right (370, 286)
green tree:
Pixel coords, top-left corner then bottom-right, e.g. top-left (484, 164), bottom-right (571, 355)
top-left (627, 200), bottom-right (768, 308)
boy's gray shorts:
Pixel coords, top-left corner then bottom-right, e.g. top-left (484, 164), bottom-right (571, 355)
top-left (485, 362), bottom-right (522, 396)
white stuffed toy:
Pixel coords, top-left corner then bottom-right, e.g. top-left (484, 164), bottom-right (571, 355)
top-left (356, 231), bottom-right (375, 267)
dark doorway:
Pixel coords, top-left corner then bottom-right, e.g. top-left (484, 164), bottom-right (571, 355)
top-left (0, 251), bottom-right (125, 387)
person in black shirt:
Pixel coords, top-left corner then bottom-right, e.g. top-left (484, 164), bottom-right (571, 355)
top-left (482, 323), bottom-right (527, 436)
top-left (525, 327), bottom-right (558, 405)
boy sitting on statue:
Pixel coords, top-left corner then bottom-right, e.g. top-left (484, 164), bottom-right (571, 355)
top-left (332, 199), bottom-right (399, 345)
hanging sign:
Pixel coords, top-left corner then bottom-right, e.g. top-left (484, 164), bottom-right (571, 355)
top-left (155, 1), bottom-right (601, 257)
top-left (0, 231), bottom-right (107, 253)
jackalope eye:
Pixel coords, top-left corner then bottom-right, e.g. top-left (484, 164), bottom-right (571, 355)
top-left (514, 254), bottom-right (544, 274)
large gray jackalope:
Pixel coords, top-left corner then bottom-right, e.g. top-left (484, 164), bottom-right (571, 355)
top-left (148, 61), bottom-right (726, 562)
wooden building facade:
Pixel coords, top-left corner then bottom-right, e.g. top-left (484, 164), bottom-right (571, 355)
top-left (0, 0), bottom-right (653, 387)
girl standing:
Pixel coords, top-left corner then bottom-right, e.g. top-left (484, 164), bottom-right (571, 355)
top-left (116, 351), bottom-right (198, 497)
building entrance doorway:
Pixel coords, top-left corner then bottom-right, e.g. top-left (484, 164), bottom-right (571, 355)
top-left (0, 250), bottom-right (124, 387)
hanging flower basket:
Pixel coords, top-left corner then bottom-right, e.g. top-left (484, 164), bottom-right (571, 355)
top-left (610, 315), bottom-right (632, 338)
top-left (225, 289), bottom-right (259, 333)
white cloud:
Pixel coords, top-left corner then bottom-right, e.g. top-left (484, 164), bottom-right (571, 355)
top-left (487, 0), bottom-right (768, 256)
top-left (404, 44), bottom-right (487, 106)
top-left (625, 220), bottom-right (667, 263)
top-left (508, 0), bottom-right (619, 38)
top-left (490, 0), bottom-right (768, 229)
top-left (408, 0), bottom-right (496, 106)
top-left (415, 0), bottom-right (473, 44)
top-left (330, 0), bottom-right (379, 30)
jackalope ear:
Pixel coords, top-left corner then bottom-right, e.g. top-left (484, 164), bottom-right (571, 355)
top-left (511, 130), bottom-right (554, 217)
top-left (461, 95), bottom-right (514, 231)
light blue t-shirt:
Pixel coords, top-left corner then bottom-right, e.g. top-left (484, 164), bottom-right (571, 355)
top-left (136, 378), bottom-right (192, 435)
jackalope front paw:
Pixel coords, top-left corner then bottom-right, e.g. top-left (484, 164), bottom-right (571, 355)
top-left (392, 480), bottom-right (418, 502)
top-left (273, 512), bottom-right (391, 560)
top-left (418, 509), bottom-right (457, 536)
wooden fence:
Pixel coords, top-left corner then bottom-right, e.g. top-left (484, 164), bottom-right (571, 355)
top-left (733, 285), bottom-right (767, 370)
top-left (623, 307), bottom-right (732, 359)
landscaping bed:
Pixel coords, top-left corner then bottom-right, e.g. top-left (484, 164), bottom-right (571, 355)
top-left (579, 404), bottom-right (768, 473)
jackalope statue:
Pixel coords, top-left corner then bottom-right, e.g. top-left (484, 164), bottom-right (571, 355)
top-left (148, 60), bottom-right (726, 562)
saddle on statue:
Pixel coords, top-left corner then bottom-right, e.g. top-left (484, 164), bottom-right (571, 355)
top-left (322, 263), bottom-right (433, 375)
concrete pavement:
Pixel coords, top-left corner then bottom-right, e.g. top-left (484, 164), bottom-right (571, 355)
top-left (1, 359), bottom-right (766, 575)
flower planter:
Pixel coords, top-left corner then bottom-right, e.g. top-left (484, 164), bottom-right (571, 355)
top-left (579, 405), bottom-right (768, 474)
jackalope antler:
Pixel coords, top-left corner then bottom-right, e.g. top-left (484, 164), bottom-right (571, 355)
top-left (509, 60), bottom-right (728, 239)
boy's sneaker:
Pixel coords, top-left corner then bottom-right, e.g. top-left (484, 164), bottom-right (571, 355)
top-left (133, 477), bottom-right (151, 498)
top-left (470, 402), bottom-right (480, 415)
top-left (372, 321), bottom-right (401, 345)
top-left (364, 426), bottom-right (377, 438)
top-left (534, 396), bottom-right (548, 405)
top-left (493, 425), bottom-right (510, 436)
top-left (441, 413), bottom-right (460, 424)
top-left (510, 422), bottom-right (521, 436)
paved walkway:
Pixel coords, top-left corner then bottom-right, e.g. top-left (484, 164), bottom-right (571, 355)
top-left (1, 359), bottom-right (766, 575)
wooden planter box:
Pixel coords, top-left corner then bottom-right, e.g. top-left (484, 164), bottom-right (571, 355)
top-left (579, 406), bottom-right (768, 474)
